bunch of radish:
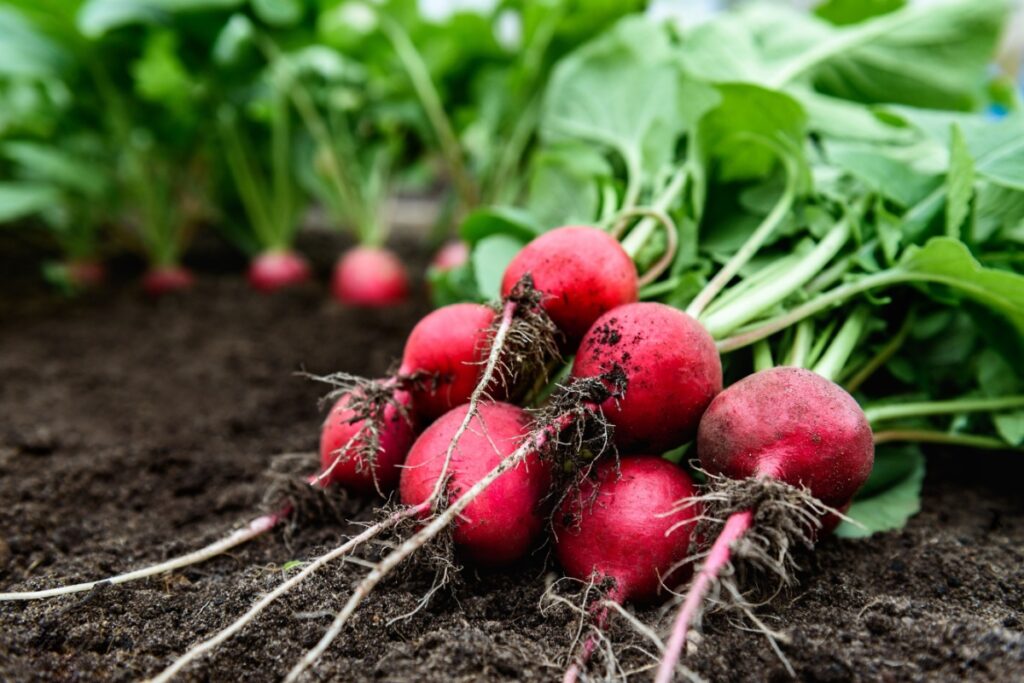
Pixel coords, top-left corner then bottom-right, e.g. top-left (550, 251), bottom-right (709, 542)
top-left (1, 220), bottom-right (886, 683)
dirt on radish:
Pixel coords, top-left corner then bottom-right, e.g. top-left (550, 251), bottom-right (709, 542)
top-left (1, 237), bottom-right (1023, 682)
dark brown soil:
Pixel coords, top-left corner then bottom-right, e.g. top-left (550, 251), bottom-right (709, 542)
top-left (1, 236), bottom-right (1022, 683)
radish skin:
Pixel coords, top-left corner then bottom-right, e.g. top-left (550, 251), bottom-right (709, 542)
top-left (332, 246), bottom-right (409, 306)
top-left (399, 303), bottom-right (503, 421)
top-left (656, 367), bottom-right (873, 682)
top-left (142, 265), bottom-right (195, 296)
top-left (556, 457), bottom-right (700, 682)
top-left (399, 402), bottom-right (550, 564)
top-left (572, 303), bottom-right (722, 454)
top-left (430, 240), bottom-right (469, 273)
top-left (501, 226), bottom-right (638, 348)
top-left (698, 367), bottom-right (874, 507)
top-left (247, 250), bottom-right (311, 292)
top-left (319, 389), bottom-right (416, 494)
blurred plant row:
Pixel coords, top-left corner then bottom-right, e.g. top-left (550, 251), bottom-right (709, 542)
top-left (0, 0), bottom-right (639, 296)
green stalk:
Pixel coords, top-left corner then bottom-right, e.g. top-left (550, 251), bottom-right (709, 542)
top-left (701, 253), bottom-right (802, 318)
top-left (844, 311), bottom-right (914, 393)
top-left (270, 91), bottom-right (292, 249)
top-left (639, 276), bottom-right (683, 300)
top-left (716, 262), bottom-right (1006, 353)
top-left (768, 4), bottom-right (925, 87)
top-left (377, 14), bottom-right (478, 209)
top-left (753, 340), bottom-right (774, 372)
top-left (687, 160), bottom-right (798, 318)
top-left (864, 395), bottom-right (1024, 424)
top-left (619, 148), bottom-right (644, 217)
top-left (805, 318), bottom-right (837, 368)
top-left (784, 318), bottom-right (814, 368)
top-left (220, 115), bottom-right (276, 250)
top-left (702, 213), bottom-right (853, 338)
top-left (488, 96), bottom-right (540, 204)
top-left (872, 429), bottom-right (1019, 451)
top-left (812, 305), bottom-right (870, 382)
top-left (256, 35), bottom-right (371, 242)
top-left (620, 166), bottom-right (688, 258)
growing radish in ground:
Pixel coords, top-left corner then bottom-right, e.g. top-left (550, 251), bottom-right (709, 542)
top-left (501, 226), bottom-right (638, 348)
top-left (430, 239), bottom-right (469, 273)
top-left (400, 402), bottom-right (551, 564)
top-left (655, 367), bottom-right (874, 683)
top-left (319, 388), bottom-right (416, 495)
top-left (142, 265), bottom-right (195, 296)
top-left (332, 245), bottom-right (409, 306)
top-left (555, 456), bottom-right (700, 683)
top-left (247, 250), bottom-right (311, 292)
top-left (572, 302), bottom-right (722, 454)
top-left (53, 259), bottom-right (107, 289)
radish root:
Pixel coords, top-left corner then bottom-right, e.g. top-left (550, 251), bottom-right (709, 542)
top-left (282, 404), bottom-right (582, 682)
top-left (655, 474), bottom-right (846, 683)
top-left (146, 503), bottom-right (427, 683)
top-left (0, 450), bottom-right (323, 603)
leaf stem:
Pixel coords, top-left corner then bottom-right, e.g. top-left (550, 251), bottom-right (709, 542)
top-left (812, 304), bottom-right (870, 382)
top-left (865, 395), bottom-right (1024, 424)
top-left (768, 5), bottom-right (923, 87)
top-left (703, 212), bottom-right (853, 338)
top-left (716, 269), bottom-right (904, 352)
top-left (377, 14), bottom-right (478, 209)
top-left (844, 311), bottom-right (914, 393)
top-left (687, 160), bottom-right (798, 318)
top-left (753, 340), bottom-right (774, 372)
top-left (619, 166), bottom-right (688, 258)
top-left (872, 429), bottom-right (1018, 450)
top-left (784, 318), bottom-right (814, 368)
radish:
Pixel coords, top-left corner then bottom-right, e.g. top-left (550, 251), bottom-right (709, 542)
top-left (148, 375), bottom-right (605, 680)
top-left (398, 302), bottom-right (505, 421)
top-left (319, 388), bottom-right (416, 495)
top-left (142, 265), bottom-right (195, 296)
top-left (430, 240), bottom-right (469, 273)
top-left (697, 367), bottom-right (873, 509)
top-left (247, 249), bottom-right (311, 292)
top-left (399, 402), bottom-right (551, 565)
top-left (556, 456), bottom-right (700, 682)
top-left (332, 245), bottom-right (409, 306)
top-left (501, 226), bottom-right (638, 348)
top-left (655, 367), bottom-right (874, 683)
top-left (57, 259), bottom-right (107, 289)
top-left (571, 302), bottom-right (722, 454)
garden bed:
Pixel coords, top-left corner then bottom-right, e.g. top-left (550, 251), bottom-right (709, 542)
top-left (0, 237), bottom-right (1022, 682)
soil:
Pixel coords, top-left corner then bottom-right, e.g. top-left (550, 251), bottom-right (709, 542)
top-left (1, 234), bottom-right (1023, 683)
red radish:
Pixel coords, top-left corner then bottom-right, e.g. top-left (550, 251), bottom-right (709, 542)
top-left (399, 402), bottom-right (550, 565)
top-left (430, 240), bottom-right (469, 273)
top-left (697, 367), bottom-right (874, 508)
top-left (557, 457), bottom-right (699, 602)
top-left (63, 259), bottom-right (106, 288)
top-left (655, 367), bottom-right (874, 683)
top-left (142, 265), bottom-right (195, 296)
top-left (319, 388), bottom-right (416, 495)
top-left (572, 302), bottom-right (722, 454)
top-left (501, 226), bottom-right (638, 348)
top-left (557, 456), bottom-right (700, 682)
top-left (399, 302), bottom-right (503, 421)
top-left (248, 250), bottom-right (311, 292)
top-left (332, 245), bottom-right (409, 306)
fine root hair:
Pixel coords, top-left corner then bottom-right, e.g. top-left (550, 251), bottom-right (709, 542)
top-left (533, 371), bottom-right (626, 521)
top-left (260, 452), bottom-right (350, 531)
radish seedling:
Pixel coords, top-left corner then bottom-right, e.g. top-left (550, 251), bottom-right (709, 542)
top-left (332, 245), bottom-right (410, 306)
